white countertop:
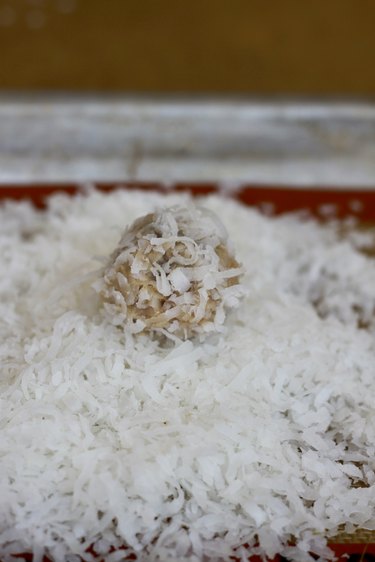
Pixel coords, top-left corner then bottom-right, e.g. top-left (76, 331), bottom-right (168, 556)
top-left (1, 96), bottom-right (375, 188)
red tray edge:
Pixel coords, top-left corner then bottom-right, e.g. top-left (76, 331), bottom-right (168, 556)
top-left (1, 182), bottom-right (375, 221)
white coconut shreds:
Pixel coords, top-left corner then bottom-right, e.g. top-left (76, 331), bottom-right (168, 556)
top-left (0, 188), bottom-right (375, 562)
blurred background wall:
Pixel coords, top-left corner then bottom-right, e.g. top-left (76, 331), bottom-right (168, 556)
top-left (0, 0), bottom-right (374, 94)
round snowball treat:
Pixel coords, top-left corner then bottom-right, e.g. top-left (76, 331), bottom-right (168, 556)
top-left (100, 205), bottom-right (245, 339)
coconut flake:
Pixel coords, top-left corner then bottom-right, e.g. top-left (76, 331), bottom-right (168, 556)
top-left (100, 205), bottom-right (245, 339)
top-left (0, 189), bottom-right (374, 562)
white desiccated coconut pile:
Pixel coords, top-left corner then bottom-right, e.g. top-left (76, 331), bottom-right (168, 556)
top-left (0, 188), bottom-right (374, 562)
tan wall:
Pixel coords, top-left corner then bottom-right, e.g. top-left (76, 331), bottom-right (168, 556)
top-left (0, 0), bottom-right (374, 94)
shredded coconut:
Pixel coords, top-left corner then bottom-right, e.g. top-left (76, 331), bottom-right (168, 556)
top-left (0, 188), bottom-right (374, 562)
top-left (98, 205), bottom-right (244, 340)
